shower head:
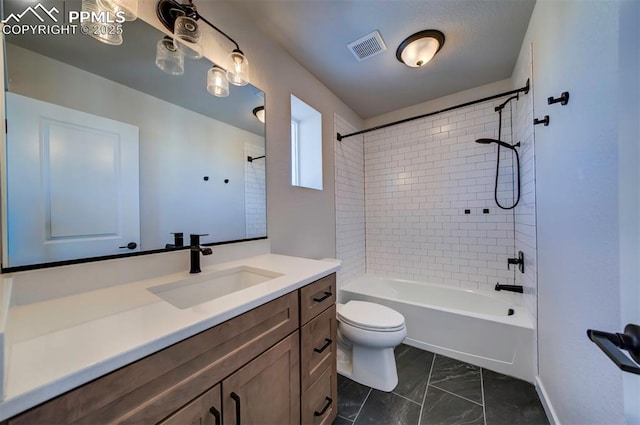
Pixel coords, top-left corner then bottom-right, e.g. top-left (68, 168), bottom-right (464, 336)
top-left (475, 138), bottom-right (519, 150)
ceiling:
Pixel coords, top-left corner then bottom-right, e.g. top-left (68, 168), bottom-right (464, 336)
top-left (229, 0), bottom-right (536, 119)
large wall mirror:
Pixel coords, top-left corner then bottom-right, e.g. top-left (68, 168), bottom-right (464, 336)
top-left (1, 0), bottom-right (267, 270)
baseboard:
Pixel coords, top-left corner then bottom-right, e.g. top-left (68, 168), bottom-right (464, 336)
top-left (535, 376), bottom-right (561, 425)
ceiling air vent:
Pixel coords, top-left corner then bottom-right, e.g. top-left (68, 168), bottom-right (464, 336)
top-left (347, 30), bottom-right (387, 61)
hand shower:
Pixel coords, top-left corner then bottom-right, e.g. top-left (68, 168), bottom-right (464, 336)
top-left (474, 98), bottom-right (521, 210)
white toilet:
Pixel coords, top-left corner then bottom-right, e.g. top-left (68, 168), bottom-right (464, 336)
top-left (336, 300), bottom-right (407, 392)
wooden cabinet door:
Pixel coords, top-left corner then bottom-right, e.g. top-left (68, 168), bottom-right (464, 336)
top-left (222, 333), bottom-right (300, 425)
top-left (159, 385), bottom-right (222, 425)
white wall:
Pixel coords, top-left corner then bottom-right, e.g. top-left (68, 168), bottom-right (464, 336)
top-left (519, 1), bottom-right (627, 423)
top-left (6, 43), bottom-right (263, 249)
top-left (618, 1), bottom-right (640, 423)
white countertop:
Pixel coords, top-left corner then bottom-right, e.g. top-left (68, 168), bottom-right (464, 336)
top-left (0, 254), bottom-right (340, 421)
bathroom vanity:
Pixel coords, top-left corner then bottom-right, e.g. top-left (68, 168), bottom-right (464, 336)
top-left (0, 254), bottom-right (338, 425)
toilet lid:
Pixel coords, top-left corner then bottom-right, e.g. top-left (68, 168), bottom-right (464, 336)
top-left (337, 301), bottom-right (405, 332)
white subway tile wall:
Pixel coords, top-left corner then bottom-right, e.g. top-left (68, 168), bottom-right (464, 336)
top-left (363, 100), bottom-right (518, 291)
top-left (334, 114), bottom-right (366, 288)
top-left (244, 142), bottom-right (266, 238)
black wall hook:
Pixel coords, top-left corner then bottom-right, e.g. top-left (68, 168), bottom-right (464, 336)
top-left (547, 91), bottom-right (570, 106)
top-left (534, 115), bottom-right (550, 126)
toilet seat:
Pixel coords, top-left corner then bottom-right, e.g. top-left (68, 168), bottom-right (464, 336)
top-left (337, 301), bottom-right (405, 332)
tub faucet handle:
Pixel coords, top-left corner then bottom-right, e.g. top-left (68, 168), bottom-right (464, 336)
top-left (507, 251), bottom-right (525, 273)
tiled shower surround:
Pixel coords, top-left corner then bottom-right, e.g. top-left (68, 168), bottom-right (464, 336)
top-left (336, 96), bottom-right (523, 292)
top-left (244, 142), bottom-right (267, 238)
top-left (335, 114), bottom-right (366, 288)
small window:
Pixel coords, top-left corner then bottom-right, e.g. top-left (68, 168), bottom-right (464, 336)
top-left (290, 94), bottom-right (322, 190)
top-left (291, 119), bottom-right (300, 186)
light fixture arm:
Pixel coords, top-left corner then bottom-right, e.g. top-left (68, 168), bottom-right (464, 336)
top-left (195, 12), bottom-right (241, 52)
top-left (157, 0), bottom-right (242, 53)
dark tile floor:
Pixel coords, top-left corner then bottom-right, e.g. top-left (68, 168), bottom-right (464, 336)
top-left (334, 344), bottom-right (549, 425)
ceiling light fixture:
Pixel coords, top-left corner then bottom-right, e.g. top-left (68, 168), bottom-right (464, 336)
top-left (252, 106), bottom-right (265, 123)
top-left (155, 0), bottom-right (250, 95)
top-left (396, 29), bottom-right (445, 68)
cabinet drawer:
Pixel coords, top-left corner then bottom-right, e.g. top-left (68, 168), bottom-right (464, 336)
top-left (301, 365), bottom-right (337, 425)
top-left (299, 274), bottom-right (336, 325)
top-left (301, 305), bottom-right (336, 389)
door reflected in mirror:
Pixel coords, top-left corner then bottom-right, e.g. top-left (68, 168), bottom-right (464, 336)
top-left (1, 0), bottom-right (266, 269)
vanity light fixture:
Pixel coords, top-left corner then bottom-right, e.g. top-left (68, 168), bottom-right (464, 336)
top-left (155, 36), bottom-right (185, 75)
top-left (173, 11), bottom-right (203, 59)
top-left (156, 0), bottom-right (250, 89)
top-left (252, 106), bottom-right (265, 123)
top-left (396, 30), bottom-right (445, 68)
top-left (207, 65), bottom-right (229, 97)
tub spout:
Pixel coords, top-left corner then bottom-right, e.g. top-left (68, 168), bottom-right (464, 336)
top-left (495, 283), bottom-right (523, 293)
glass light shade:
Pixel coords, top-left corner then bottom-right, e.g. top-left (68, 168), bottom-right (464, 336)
top-left (173, 15), bottom-right (203, 60)
top-left (253, 107), bottom-right (265, 123)
top-left (155, 38), bottom-right (184, 75)
top-left (400, 37), bottom-right (440, 67)
top-left (81, 0), bottom-right (123, 46)
top-left (207, 66), bottom-right (229, 97)
top-left (226, 49), bottom-right (249, 86)
top-left (97, 0), bottom-right (138, 21)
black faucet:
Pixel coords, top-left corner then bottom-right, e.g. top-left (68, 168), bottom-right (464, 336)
top-left (495, 283), bottom-right (524, 293)
top-left (165, 232), bottom-right (184, 249)
top-left (507, 251), bottom-right (525, 273)
top-left (190, 234), bottom-right (213, 274)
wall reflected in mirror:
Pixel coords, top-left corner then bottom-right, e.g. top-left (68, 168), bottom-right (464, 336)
top-left (2, 0), bottom-right (266, 269)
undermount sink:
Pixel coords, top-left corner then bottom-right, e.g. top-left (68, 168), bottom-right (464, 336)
top-left (147, 266), bottom-right (284, 309)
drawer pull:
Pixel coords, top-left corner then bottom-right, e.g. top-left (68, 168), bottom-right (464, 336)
top-left (209, 406), bottom-right (221, 425)
top-left (314, 397), bottom-right (333, 417)
top-left (314, 338), bottom-right (333, 353)
top-left (231, 392), bottom-right (242, 425)
top-left (313, 291), bottom-right (332, 302)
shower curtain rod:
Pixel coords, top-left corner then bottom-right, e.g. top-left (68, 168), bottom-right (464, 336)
top-left (336, 79), bottom-right (530, 142)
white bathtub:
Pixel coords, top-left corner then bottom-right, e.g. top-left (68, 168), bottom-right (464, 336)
top-left (340, 275), bottom-right (534, 382)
